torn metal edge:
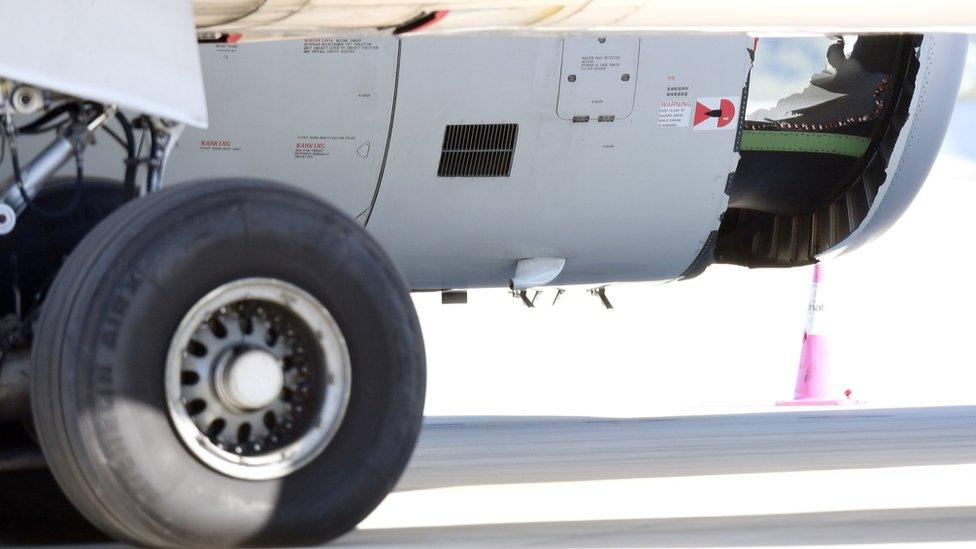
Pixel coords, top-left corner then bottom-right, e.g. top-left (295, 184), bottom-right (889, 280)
top-left (679, 43), bottom-right (754, 280)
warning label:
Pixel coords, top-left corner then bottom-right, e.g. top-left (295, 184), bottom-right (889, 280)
top-left (658, 100), bottom-right (693, 128)
top-left (293, 136), bottom-right (330, 159)
top-left (692, 97), bottom-right (738, 131)
top-left (303, 38), bottom-right (380, 55)
top-left (215, 44), bottom-right (239, 59)
top-left (199, 139), bottom-right (239, 152)
top-left (579, 55), bottom-right (622, 72)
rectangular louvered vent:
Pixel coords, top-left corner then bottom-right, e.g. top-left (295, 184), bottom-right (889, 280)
top-left (437, 123), bottom-right (518, 177)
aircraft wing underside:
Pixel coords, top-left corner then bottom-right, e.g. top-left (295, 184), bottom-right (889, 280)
top-left (194, 0), bottom-right (976, 37)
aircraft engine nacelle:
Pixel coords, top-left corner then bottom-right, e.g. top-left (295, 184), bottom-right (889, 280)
top-left (823, 35), bottom-right (968, 259)
top-left (3, 32), bottom-right (966, 287)
top-left (716, 34), bottom-right (968, 269)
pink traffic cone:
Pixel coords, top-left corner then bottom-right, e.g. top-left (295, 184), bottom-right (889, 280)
top-left (777, 263), bottom-right (856, 406)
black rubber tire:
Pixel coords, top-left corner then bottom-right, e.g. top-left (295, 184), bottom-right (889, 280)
top-left (30, 179), bottom-right (425, 547)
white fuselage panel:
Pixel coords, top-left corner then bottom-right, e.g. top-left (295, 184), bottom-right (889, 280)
top-left (167, 38), bottom-right (400, 217)
top-left (367, 35), bottom-right (751, 288)
top-left (4, 33), bottom-right (753, 290)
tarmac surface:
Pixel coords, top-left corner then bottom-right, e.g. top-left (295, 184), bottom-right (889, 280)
top-left (337, 406), bottom-right (976, 547)
top-left (4, 405), bottom-right (976, 547)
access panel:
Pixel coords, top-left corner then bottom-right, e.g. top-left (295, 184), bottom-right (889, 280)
top-left (367, 34), bottom-right (753, 289)
top-left (165, 38), bottom-right (399, 218)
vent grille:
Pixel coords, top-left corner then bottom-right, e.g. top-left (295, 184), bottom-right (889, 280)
top-left (437, 123), bottom-right (518, 177)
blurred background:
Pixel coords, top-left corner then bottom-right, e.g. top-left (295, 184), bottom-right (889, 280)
top-left (413, 36), bottom-right (976, 418)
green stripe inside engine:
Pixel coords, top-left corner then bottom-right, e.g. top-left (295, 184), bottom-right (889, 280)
top-left (740, 130), bottom-right (871, 158)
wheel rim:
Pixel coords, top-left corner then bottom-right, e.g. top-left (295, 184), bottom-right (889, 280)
top-left (165, 278), bottom-right (351, 480)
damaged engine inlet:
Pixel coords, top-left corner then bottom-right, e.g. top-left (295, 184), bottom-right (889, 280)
top-left (717, 35), bottom-right (921, 268)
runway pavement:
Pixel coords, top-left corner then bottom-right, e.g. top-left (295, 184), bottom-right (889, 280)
top-left (339, 405), bottom-right (976, 547)
top-left (4, 405), bottom-right (976, 547)
top-left (398, 406), bottom-right (976, 491)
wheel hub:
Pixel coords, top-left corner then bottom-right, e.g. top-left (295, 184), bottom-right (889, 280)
top-left (165, 278), bottom-right (351, 481)
top-left (214, 348), bottom-right (285, 412)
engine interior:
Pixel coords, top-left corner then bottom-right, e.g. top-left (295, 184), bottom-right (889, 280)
top-left (715, 35), bottom-right (921, 268)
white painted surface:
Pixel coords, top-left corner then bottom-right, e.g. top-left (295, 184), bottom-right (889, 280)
top-left (509, 258), bottom-right (566, 290)
top-left (165, 38), bottom-right (399, 217)
top-left (368, 34), bottom-right (751, 288)
top-left (0, 0), bottom-right (207, 127)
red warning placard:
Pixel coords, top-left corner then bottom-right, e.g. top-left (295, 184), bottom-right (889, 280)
top-left (693, 97), bottom-right (737, 130)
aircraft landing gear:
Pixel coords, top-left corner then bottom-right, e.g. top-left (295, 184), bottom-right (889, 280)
top-left (28, 180), bottom-right (426, 546)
